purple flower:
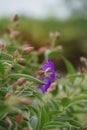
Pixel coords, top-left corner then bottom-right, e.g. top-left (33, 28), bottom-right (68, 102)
top-left (37, 59), bottom-right (55, 93)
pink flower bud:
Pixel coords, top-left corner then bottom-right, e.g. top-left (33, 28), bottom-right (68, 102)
top-left (13, 50), bottom-right (19, 57)
top-left (47, 82), bottom-right (56, 92)
top-left (5, 27), bottom-right (11, 33)
top-left (10, 31), bottom-right (20, 38)
top-left (78, 66), bottom-right (85, 73)
top-left (37, 70), bottom-right (44, 76)
top-left (22, 47), bottom-right (34, 54)
top-left (19, 97), bottom-right (33, 105)
top-left (18, 58), bottom-right (25, 63)
top-left (38, 46), bottom-right (46, 54)
top-left (16, 113), bottom-right (23, 125)
top-left (11, 14), bottom-right (19, 22)
top-left (5, 92), bottom-right (12, 99)
top-left (13, 78), bottom-right (26, 90)
top-left (0, 43), bottom-right (5, 49)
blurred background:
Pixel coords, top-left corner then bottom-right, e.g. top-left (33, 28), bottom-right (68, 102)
top-left (0, 0), bottom-right (87, 69)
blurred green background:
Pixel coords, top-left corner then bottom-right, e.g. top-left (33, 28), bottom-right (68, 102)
top-left (0, 0), bottom-right (87, 68)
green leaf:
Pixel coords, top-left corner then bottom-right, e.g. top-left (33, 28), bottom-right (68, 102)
top-left (63, 58), bottom-right (75, 83)
top-left (69, 95), bottom-right (87, 107)
top-left (48, 50), bottom-right (62, 58)
top-left (42, 121), bottom-right (69, 129)
top-left (0, 104), bottom-right (11, 116)
top-left (60, 95), bottom-right (87, 108)
top-left (9, 73), bottom-right (44, 84)
top-left (37, 105), bottom-right (49, 129)
top-left (30, 116), bottom-right (38, 130)
top-left (13, 63), bottom-right (24, 71)
top-left (0, 53), bottom-right (13, 61)
top-left (61, 97), bottom-right (70, 107)
top-left (0, 62), bottom-right (5, 74)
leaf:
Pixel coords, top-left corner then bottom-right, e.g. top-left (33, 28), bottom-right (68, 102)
top-left (30, 116), bottom-right (38, 130)
top-left (48, 50), bottom-right (62, 58)
top-left (69, 95), bottom-right (87, 107)
top-left (13, 63), bottom-right (24, 71)
top-left (0, 53), bottom-right (13, 61)
top-left (0, 104), bottom-right (11, 116)
top-left (63, 57), bottom-right (75, 83)
top-left (9, 73), bottom-right (44, 84)
top-left (0, 62), bottom-right (5, 74)
top-left (37, 105), bottom-right (49, 129)
top-left (62, 95), bottom-right (87, 108)
top-left (42, 121), bottom-right (69, 129)
top-left (61, 97), bottom-right (70, 107)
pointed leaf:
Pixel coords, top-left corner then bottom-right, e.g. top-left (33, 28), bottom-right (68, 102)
top-left (9, 73), bottom-right (44, 84)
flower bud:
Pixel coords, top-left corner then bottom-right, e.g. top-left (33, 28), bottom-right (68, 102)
top-left (5, 92), bottom-right (12, 100)
top-left (19, 97), bottom-right (33, 105)
top-left (38, 46), bottom-right (46, 54)
top-left (78, 66), bottom-right (85, 73)
top-left (55, 31), bottom-right (60, 39)
top-left (50, 32), bottom-right (55, 39)
top-left (5, 27), bottom-right (11, 33)
top-left (47, 82), bottom-right (56, 92)
top-left (13, 50), bottom-right (19, 57)
top-left (10, 31), bottom-right (20, 38)
top-left (16, 113), bottom-right (23, 125)
top-left (5, 117), bottom-right (12, 127)
top-left (17, 58), bottom-right (25, 63)
top-left (55, 45), bottom-right (63, 50)
top-left (13, 78), bottom-right (26, 90)
top-left (11, 14), bottom-right (19, 22)
top-left (83, 126), bottom-right (87, 130)
top-left (0, 43), bottom-right (5, 49)
top-left (37, 70), bottom-right (44, 76)
top-left (22, 47), bottom-right (34, 54)
top-left (80, 57), bottom-right (87, 64)
top-left (17, 78), bottom-right (26, 85)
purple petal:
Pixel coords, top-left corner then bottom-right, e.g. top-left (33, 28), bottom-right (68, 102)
top-left (37, 59), bottom-right (55, 93)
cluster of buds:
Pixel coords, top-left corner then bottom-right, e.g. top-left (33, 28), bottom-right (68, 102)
top-left (5, 15), bottom-right (19, 39)
top-left (5, 28), bottom-right (20, 39)
top-left (13, 49), bottom-right (25, 64)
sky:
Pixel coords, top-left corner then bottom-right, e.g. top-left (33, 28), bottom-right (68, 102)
top-left (0, 0), bottom-right (71, 19)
